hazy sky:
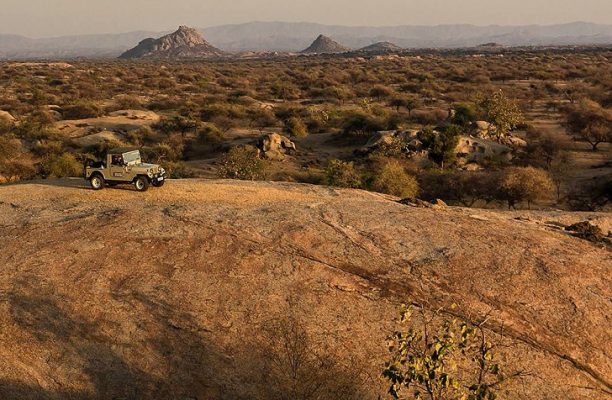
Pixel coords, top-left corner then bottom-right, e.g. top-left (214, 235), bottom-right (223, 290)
top-left (2, 0), bottom-right (612, 37)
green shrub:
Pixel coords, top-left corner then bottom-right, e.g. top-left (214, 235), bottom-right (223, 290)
top-left (197, 123), bottom-right (224, 145)
top-left (284, 117), bottom-right (308, 138)
top-left (452, 103), bottom-right (477, 127)
top-left (325, 159), bottom-right (362, 189)
top-left (163, 161), bottom-right (196, 179)
top-left (369, 160), bottom-right (419, 198)
top-left (40, 153), bottom-right (81, 178)
top-left (61, 103), bottom-right (103, 120)
top-left (220, 145), bottom-right (268, 181)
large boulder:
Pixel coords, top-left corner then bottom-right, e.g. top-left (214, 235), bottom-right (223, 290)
top-left (456, 135), bottom-right (513, 163)
top-left (256, 133), bottom-right (296, 161)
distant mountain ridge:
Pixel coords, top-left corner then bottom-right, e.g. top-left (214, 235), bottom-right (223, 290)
top-left (1, 21), bottom-right (611, 59)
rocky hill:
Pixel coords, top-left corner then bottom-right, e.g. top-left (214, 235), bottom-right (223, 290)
top-left (358, 41), bottom-right (403, 53)
top-left (119, 26), bottom-right (224, 59)
top-left (301, 34), bottom-right (350, 54)
top-left (0, 179), bottom-right (610, 399)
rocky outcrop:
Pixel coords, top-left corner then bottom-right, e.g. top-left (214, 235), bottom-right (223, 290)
top-left (256, 133), bottom-right (296, 160)
top-left (0, 180), bottom-right (610, 399)
top-left (301, 35), bottom-right (350, 54)
top-left (119, 26), bottom-right (224, 59)
top-left (471, 121), bottom-right (527, 148)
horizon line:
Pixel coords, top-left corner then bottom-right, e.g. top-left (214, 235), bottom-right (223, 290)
top-left (2, 20), bottom-right (610, 40)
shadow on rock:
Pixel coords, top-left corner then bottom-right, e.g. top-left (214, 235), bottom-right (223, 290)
top-left (4, 276), bottom-right (374, 399)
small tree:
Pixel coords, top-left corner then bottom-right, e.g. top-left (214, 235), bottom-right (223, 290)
top-left (524, 132), bottom-right (569, 170)
top-left (220, 145), bottom-right (268, 181)
top-left (565, 99), bottom-right (612, 151)
top-left (390, 95), bottom-right (419, 115)
top-left (419, 126), bottom-right (461, 169)
top-left (452, 103), bottom-right (477, 128)
top-left (499, 167), bottom-right (554, 209)
top-left (383, 304), bottom-right (522, 400)
top-left (477, 90), bottom-right (523, 141)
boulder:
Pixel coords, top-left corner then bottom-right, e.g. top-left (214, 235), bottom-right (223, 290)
top-left (0, 110), bottom-right (15, 123)
top-left (72, 130), bottom-right (125, 148)
top-left (473, 120), bottom-right (496, 138)
top-left (256, 133), bottom-right (296, 161)
top-left (456, 135), bottom-right (512, 163)
top-left (503, 136), bottom-right (528, 148)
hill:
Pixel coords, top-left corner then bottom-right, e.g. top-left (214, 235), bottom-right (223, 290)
top-left (358, 41), bottom-right (402, 53)
top-left (0, 179), bottom-right (610, 399)
top-left (119, 26), bottom-right (224, 59)
top-left (300, 34), bottom-right (350, 54)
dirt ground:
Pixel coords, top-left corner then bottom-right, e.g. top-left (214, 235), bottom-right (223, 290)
top-left (0, 179), bottom-right (610, 399)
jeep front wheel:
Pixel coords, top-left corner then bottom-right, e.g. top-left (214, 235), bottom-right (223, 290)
top-left (90, 175), bottom-right (105, 190)
top-left (152, 180), bottom-right (165, 188)
top-left (134, 176), bottom-right (149, 192)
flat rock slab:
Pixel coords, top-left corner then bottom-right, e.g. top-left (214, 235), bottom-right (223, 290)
top-left (0, 179), bottom-right (610, 399)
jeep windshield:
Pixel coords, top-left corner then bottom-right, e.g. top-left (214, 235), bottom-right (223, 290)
top-left (122, 151), bottom-right (142, 166)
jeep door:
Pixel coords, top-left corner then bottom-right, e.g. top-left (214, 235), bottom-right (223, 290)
top-left (109, 155), bottom-right (126, 181)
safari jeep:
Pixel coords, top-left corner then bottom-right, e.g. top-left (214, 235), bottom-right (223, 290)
top-left (84, 148), bottom-right (166, 192)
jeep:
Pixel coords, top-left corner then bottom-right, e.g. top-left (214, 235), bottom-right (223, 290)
top-left (84, 148), bottom-right (166, 192)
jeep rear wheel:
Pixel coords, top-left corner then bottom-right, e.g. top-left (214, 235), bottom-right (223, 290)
top-left (134, 176), bottom-right (149, 192)
top-left (90, 175), bottom-right (105, 190)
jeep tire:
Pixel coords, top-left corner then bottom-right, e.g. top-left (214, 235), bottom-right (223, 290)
top-left (90, 174), bottom-right (105, 190)
top-left (152, 180), bottom-right (165, 188)
top-left (134, 176), bottom-right (149, 192)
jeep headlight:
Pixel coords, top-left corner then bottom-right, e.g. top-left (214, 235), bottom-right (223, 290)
top-left (147, 171), bottom-right (153, 178)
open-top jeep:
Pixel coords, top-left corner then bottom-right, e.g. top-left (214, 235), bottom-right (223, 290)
top-left (84, 148), bottom-right (166, 192)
